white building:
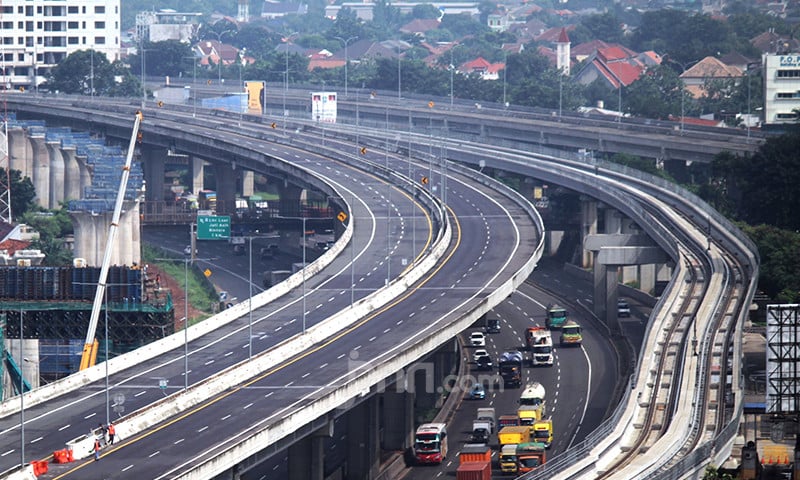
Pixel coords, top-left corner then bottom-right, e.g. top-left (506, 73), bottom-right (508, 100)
top-left (0, 0), bottom-right (120, 90)
top-left (763, 53), bottom-right (800, 124)
top-left (134, 10), bottom-right (202, 44)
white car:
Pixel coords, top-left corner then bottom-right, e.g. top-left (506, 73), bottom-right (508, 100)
top-left (473, 348), bottom-right (489, 362)
top-left (469, 331), bottom-right (486, 347)
top-left (617, 299), bottom-right (631, 317)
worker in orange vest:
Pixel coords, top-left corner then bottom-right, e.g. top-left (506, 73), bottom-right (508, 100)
top-left (108, 423), bottom-right (116, 445)
top-left (93, 438), bottom-right (101, 461)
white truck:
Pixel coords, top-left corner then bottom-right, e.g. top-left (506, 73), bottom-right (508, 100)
top-left (476, 407), bottom-right (496, 434)
top-left (530, 329), bottom-right (554, 367)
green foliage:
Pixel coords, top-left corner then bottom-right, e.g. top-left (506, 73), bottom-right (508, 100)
top-left (742, 225), bottom-right (800, 303)
top-left (623, 65), bottom-right (684, 118)
top-left (701, 465), bottom-right (734, 480)
top-left (410, 4), bottom-right (442, 20)
top-left (440, 13), bottom-right (488, 38)
top-left (708, 131), bottom-right (800, 230)
top-left (127, 41), bottom-right (195, 77)
top-left (45, 50), bottom-right (110, 95)
top-left (20, 205), bottom-right (74, 267)
top-left (329, 8), bottom-right (366, 42)
top-left (577, 13), bottom-right (625, 44)
top-left (631, 11), bottom-right (736, 66)
top-left (0, 168), bottom-right (35, 219)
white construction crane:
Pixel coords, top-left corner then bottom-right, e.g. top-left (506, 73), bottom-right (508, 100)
top-left (79, 111), bottom-right (143, 370)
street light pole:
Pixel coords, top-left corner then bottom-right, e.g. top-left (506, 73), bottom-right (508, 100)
top-left (183, 258), bottom-right (189, 390)
top-left (302, 217), bottom-right (307, 333)
top-left (19, 308), bottom-right (24, 468)
top-left (104, 290), bottom-right (109, 426)
top-left (248, 236), bottom-right (253, 360)
top-left (449, 48), bottom-right (454, 108)
top-left (335, 36), bottom-right (358, 97)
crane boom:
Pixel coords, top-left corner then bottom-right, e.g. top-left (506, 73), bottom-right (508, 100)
top-left (79, 111), bottom-right (143, 370)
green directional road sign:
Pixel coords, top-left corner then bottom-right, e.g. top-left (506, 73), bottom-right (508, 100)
top-left (197, 215), bottom-right (231, 240)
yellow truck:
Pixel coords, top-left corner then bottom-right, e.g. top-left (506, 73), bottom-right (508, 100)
top-left (533, 418), bottom-right (553, 448)
top-left (498, 425), bottom-right (530, 446)
top-left (500, 443), bottom-right (519, 473)
top-left (518, 406), bottom-right (542, 426)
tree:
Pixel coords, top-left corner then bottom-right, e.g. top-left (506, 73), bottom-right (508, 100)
top-left (440, 13), bottom-right (488, 38)
top-left (0, 168), bottom-right (36, 219)
top-left (624, 65), bottom-right (684, 118)
top-left (707, 131), bottom-right (800, 230)
top-left (45, 50), bottom-right (114, 95)
top-left (410, 4), bottom-right (442, 20)
top-left (579, 12), bottom-right (625, 44)
top-left (127, 40), bottom-right (195, 77)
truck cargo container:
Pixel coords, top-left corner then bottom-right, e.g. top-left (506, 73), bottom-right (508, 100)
top-left (518, 407), bottom-right (541, 426)
top-left (498, 414), bottom-right (520, 428)
top-left (459, 444), bottom-right (491, 464)
top-left (519, 382), bottom-right (546, 418)
top-left (456, 460), bottom-right (491, 480)
top-left (498, 425), bottom-right (530, 446)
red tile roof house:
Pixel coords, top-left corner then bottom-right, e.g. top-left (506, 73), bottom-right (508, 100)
top-left (679, 56), bottom-right (743, 99)
top-left (574, 45), bottom-right (653, 90)
top-left (458, 57), bottom-right (504, 81)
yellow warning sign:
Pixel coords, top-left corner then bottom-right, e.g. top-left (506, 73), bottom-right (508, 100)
top-left (204, 269), bottom-right (212, 277)
top-left (337, 211), bottom-right (347, 222)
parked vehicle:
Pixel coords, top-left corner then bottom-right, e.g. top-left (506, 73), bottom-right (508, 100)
top-left (414, 423), bottom-right (448, 464)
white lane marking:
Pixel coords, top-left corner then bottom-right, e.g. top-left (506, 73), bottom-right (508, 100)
top-left (149, 451), bottom-right (160, 458)
top-left (198, 426), bottom-right (209, 432)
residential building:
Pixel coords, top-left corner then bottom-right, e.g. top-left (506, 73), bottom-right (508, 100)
top-left (324, 2), bottom-right (478, 21)
top-left (762, 53), bottom-right (800, 125)
top-left (135, 10), bottom-right (202, 44)
top-left (574, 45), bottom-right (652, 90)
top-left (459, 57), bottom-right (503, 81)
top-left (679, 56), bottom-right (742, 99)
top-left (0, 0), bottom-right (121, 90)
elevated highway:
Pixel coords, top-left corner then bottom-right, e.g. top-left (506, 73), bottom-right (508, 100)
top-left (0, 96), bottom-right (759, 479)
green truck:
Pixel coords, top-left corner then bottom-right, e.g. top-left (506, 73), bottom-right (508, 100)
top-left (545, 304), bottom-right (568, 329)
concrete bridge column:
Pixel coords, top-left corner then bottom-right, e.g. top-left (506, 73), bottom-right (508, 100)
top-left (278, 183), bottom-right (303, 217)
top-left (242, 170), bottom-right (254, 197)
top-left (72, 207), bottom-right (139, 266)
top-left (215, 162), bottom-right (236, 214)
top-left (581, 198), bottom-right (597, 268)
top-left (29, 135), bottom-right (49, 207)
top-left (382, 384), bottom-right (415, 451)
top-left (76, 155), bottom-right (92, 196)
top-left (62, 148), bottom-right (81, 201)
top-left (639, 264), bottom-right (656, 295)
top-left (190, 157), bottom-right (204, 195)
top-left (287, 423), bottom-right (331, 480)
top-left (8, 128), bottom-right (30, 177)
top-left (142, 147), bottom-right (166, 202)
top-left (603, 208), bottom-right (622, 234)
top-left (46, 142), bottom-right (65, 207)
top-left (346, 396), bottom-right (379, 480)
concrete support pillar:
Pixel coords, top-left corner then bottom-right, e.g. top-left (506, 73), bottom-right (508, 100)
top-left (346, 396), bottom-right (379, 480)
top-left (545, 231), bottom-right (564, 256)
top-left (242, 170), bottom-right (254, 197)
top-left (76, 155), bottom-right (91, 196)
top-left (215, 162), bottom-right (236, 214)
top-left (72, 202), bottom-right (140, 266)
top-left (29, 135), bottom-right (49, 207)
top-left (603, 208), bottom-right (622, 234)
top-left (8, 128), bottom-right (30, 177)
top-left (638, 264), bottom-right (656, 295)
top-left (143, 147), bottom-right (166, 202)
top-left (382, 386), bottom-right (415, 451)
top-left (581, 199), bottom-right (597, 268)
top-left (278, 183), bottom-right (303, 217)
top-left (288, 435), bottom-right (325, 480)
top-left (190, 157), bottom-right (204, 195)
top-left (604, 266), bottom-right (620, 331)
top-left (46, 142), bottom-right (65, 208)
top-left (62, 148), bottom-right (81, 201)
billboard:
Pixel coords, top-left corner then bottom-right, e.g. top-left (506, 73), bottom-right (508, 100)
top-left (311, 91), bottom-right (337, 123)
top-left (245, 81), bottom-right (265, 114)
